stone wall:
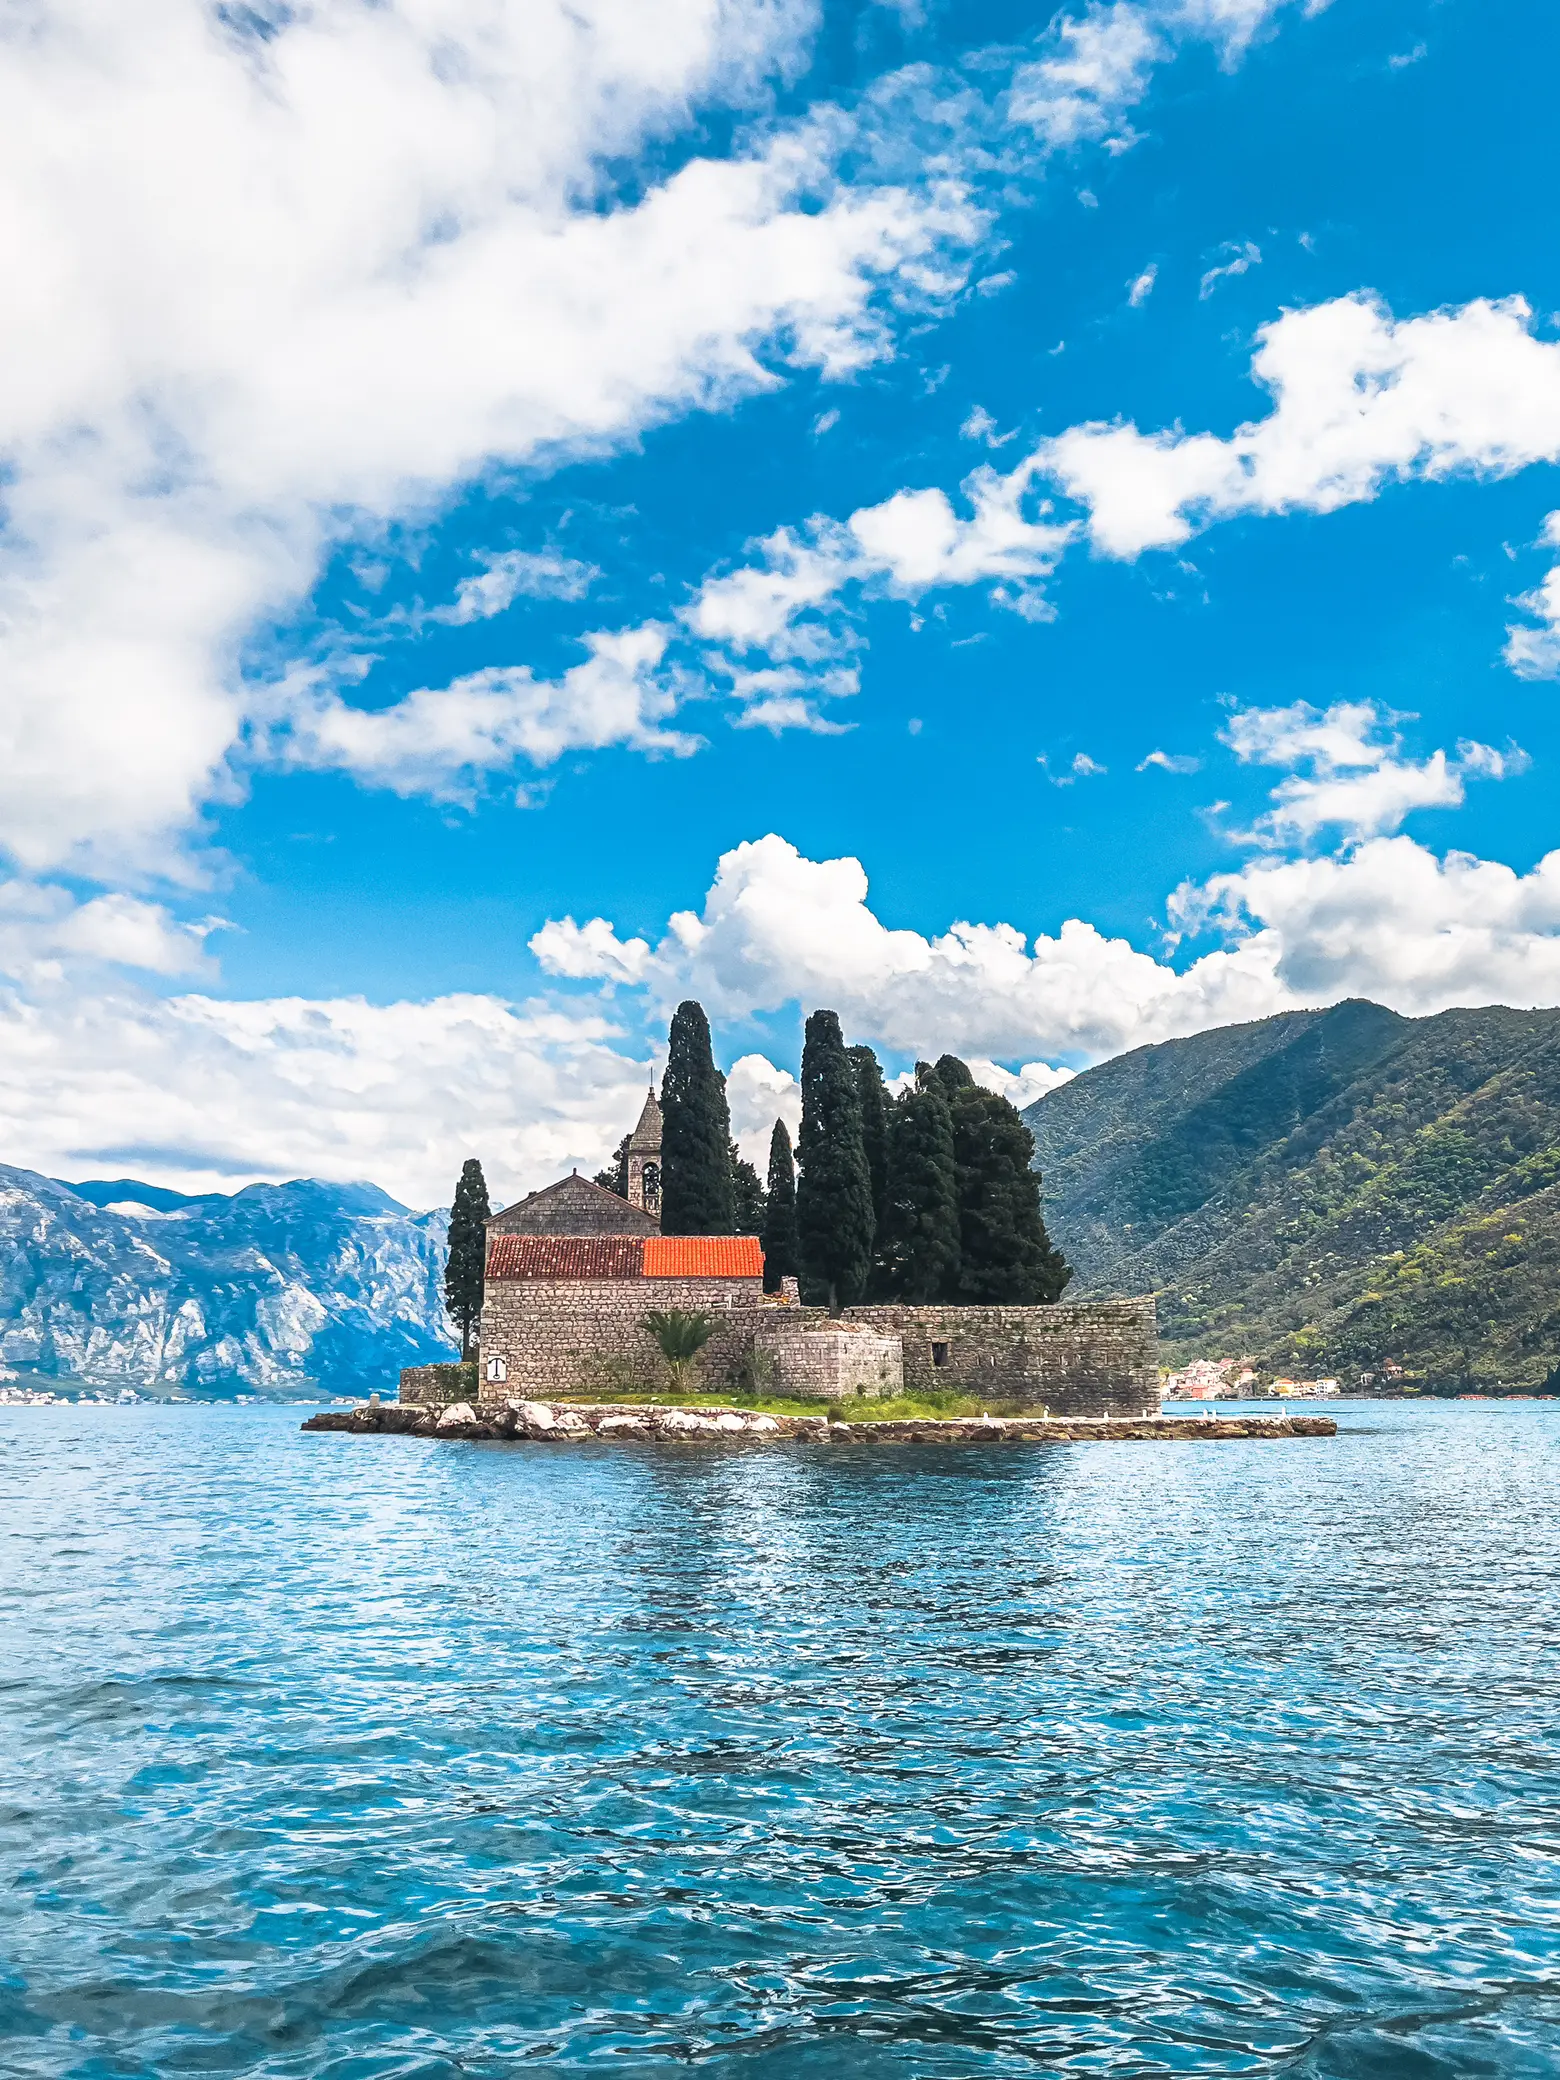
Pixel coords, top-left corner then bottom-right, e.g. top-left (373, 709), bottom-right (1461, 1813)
top-left (479, 1276), bottom-right (763, 1398)
top-left (400, 1362), bottom-right (475, 1406)
top-left (751, 1321), bottom-right (903, 1401)
top-left (471, 1279), bottom-right (1156, 1414)
top-left (845, 1300), bottom-right (1158, 1415)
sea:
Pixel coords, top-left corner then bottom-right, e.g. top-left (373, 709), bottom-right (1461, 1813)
top-left (3, 1399), bottom-right (1557, 2078)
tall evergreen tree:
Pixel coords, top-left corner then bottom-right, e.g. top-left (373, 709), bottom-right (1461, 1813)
top-left (760, 1118), bottom-right (799, 1293)
top-left (729, 1141), bottom-right (767, 1233)
top-left (594, 1135), bottom-right (629, 1197)
top-left (660, 1000), bottom-right (735, 1235)
top-left (941, 1063), bottom-right (1071, 1303)
top-left (848, 1044), bottom-right (891, 1234)
top-left (933, 1053), bottom-right (976, 1096)
top-left (796, 1008), bottom-right (875, 1313)
top-left (443, 1157), bottom-right (491, 1360)
top-left (878, 1064), bottom-right (961, 1301)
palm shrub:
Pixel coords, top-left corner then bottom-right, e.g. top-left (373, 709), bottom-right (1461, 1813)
top-left (642, 1308), bottom-right (716, 1396)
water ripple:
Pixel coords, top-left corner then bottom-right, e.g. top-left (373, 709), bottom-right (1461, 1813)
top-left (2, 1401), bottom-right (1559, 2075)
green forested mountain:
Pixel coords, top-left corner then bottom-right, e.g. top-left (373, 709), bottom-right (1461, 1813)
top-left (1023, 1000), bottom-right (1560, 1391)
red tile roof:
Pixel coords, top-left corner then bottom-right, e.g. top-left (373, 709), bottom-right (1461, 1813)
top-left (485, 1232), bottom-right (765, 1281)
top-left (486, 1235), bottom-right (646, 1281)
top-left (643, 1235), bottom-right (764, 1279)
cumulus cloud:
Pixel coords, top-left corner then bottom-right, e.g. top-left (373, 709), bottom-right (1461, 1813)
top-left (1506, 518), bottom-right (1560, 677)
top-left (1173, 839), bottom-right (1560, 1012)
top-left (0, 967), bottom-right (664, 1210)
top-left (439, 550), bottom-right (599, 623)
top-left (1128, 263), bottom-right (1159, 306)
top-left (725, 1052), bottom-right (802, 1164)
top-left (0, 886), bottom-right (225, 980)
top-left (681, 456), bottom-right (1073, 717)
top-left (1220, 700), bottom-right (1523, 844)
top-left (277, 627), bottom-right (699, 794)
top-left (0, 0), bottom-right (988, 876)
top-left (1040, 293), bottom-right (1560, 559)
top-left (533, 828), bottom-right (1560, 1081)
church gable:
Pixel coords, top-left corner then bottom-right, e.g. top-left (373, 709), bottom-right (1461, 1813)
top-left (487, 1172), bottom-right (659, 1239)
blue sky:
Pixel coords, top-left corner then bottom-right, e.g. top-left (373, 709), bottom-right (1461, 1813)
top-left (2, 0), bottom-right (1559, 1205)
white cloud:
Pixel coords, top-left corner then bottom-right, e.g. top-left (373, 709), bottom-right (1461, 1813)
top-left (0, 0), bottom-right (987, 876)
top-left (682, 456), bottom-right (1073, 718)
top-left (1198, 239), bottom-right (1261, 298)
top-left (967, 1058), bottom-right (1077, 1109)
top-left (439, 550), bottom-right (599, 623)
top-left (1173, 838), bottom-right (1560, 1013)
top-left (0, 973), bottom-right (657, 1211)
top-left (725, 1052), bottom-right (801, 1165)
top-left (1009, 5), bottom-right (1165, 150)
top-left (0, 885), bottom-right (224, 980)
top-left (1040, 294), bottom-right (1560, 559)
top-left (1138, 749), bottom-right (1201, 773)
top-left (1507, 522), bottom-right (1560, 677)
top-left (276, 626), bottom-right (699, 794)
top-left (1221, 700), bottom-right (1523, 844)
top-left (1008, 1), bottom-right (1305, 153)
top-left (529, 916), bottom-right (654, 987)
top-left (534, 828), bottom-right (1560, 1083)
top-left (1128, 263), bottom-right (1159, 306)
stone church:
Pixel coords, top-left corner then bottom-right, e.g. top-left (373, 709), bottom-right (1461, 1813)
top-left (455, 1085), bottom-right (1159, 1415)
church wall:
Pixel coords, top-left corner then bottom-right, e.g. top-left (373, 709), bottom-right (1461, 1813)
top-left (479, 1276), bottom-right (763, 1398)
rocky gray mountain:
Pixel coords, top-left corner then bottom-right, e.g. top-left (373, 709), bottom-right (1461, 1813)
top-left (0, 1166), bottom-right (455, 1400)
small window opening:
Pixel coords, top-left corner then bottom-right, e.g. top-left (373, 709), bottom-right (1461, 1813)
top-left (931, 1341), bottom-right (950, 1368)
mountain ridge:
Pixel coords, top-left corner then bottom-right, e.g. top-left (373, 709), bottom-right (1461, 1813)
top-left (1024, 1000), bottom-right (1560, 1391)
top-left (0, 1166), bottom-right (455, 1399)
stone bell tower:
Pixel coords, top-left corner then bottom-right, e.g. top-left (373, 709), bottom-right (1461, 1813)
top-left (625, 1085), bottom-right (663, 1226)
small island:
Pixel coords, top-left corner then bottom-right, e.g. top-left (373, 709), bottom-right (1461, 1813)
top-left (306, 1003), bottom-right (1336, 1447)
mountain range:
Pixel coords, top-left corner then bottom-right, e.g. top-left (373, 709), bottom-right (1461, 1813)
top-left (0, 1167), bottom-right (454, 1399)
top-left (1024, 999), bottom-right (1560, 1393)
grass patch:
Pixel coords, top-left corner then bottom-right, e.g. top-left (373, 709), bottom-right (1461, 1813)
top-left (554, 1387), bottom-right (1034, 1422)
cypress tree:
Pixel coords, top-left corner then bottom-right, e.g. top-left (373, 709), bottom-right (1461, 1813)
top-left (942, 1066), bottom-right (1071, 1303)
top-left (729, 1142), bottom-right (767, 1233)
top-left (848, 1044), bottom-right (891, 1234)
top-left (879, 1064), bottom-right (961, 1301)
top-left (796, 1008), bottom-right (875, 1313)
top-left (760, 1118), bottom-right (799, 1294)
top-left (933, 1053), bottom-right (975, 1097)
top-left (660, 1000), bottom-right (735, 1235)
top-left (443, 1157), bottom-right (491, 1361)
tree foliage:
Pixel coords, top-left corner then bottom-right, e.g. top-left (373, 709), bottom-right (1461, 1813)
top-left (796, 1009), bottom-right (876, 1312)
top-left (942, 1066), bottom-right (1071, 1303)
top-left (443, 1157), bottom-right (491, 1360)
top-left (879, 1064), bottom-right (961, 1301)
top-left (761, 1118), bottom-right (799, 1293)
top-left (642, 1307), bottom-right (715, 1395)
top-left (730, 1142), bottom-right (767, 1233)
top-left (594, 1135), bottom-right (629, 1198)
top-left (660, 1000), bottom-right (735, 1235)
top-left (848, 1044), bottom-right (891, 1230)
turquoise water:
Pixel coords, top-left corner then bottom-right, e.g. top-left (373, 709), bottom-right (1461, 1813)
top-left (3, 1402), bottom-right (1558, 2078)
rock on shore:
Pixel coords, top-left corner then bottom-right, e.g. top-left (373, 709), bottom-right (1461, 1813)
top-left (302, 1399), bottom-right (1337, 1442)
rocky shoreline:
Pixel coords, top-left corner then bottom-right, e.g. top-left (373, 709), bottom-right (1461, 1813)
top-left (302, 1399), bottom-right (1338, 1443)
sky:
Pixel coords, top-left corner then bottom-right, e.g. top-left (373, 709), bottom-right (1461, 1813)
top-left (4, 0), bottom-right (1560, 1210)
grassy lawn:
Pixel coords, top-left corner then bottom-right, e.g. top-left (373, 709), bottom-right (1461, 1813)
top-left (556, 1387), bottom-right (1039, 1422)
